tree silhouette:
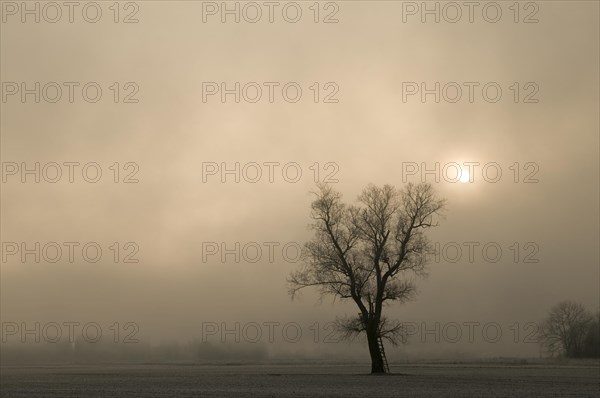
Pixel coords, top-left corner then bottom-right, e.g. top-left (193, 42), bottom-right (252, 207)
top-left (539, 301), bottom-right (596, 358)
top-left (289, 183), bottom-right (446, 373)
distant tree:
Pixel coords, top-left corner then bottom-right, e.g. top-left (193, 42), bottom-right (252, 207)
top-left (539, 301), bottom-right (595, 358)
top-left (289, 183), bottom-right (445, 373)
top-left (581, 311), bottom-right (600, 358)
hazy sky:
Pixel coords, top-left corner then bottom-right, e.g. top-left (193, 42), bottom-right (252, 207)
top-left (1, 1), bottom-right (598, 358)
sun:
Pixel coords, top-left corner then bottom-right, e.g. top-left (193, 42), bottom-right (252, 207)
top-left (459, 168), bottom-right (470, 183)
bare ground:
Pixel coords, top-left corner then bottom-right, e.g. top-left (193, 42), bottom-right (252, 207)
top-left (1, 362), bottom-right (599, 397)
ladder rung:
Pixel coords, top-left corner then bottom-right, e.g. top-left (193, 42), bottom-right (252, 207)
top-left (377, 336), bottom-right (390, 373)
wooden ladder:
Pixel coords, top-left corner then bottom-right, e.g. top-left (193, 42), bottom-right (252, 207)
top-left (377, 336), bottom-right (390, 373)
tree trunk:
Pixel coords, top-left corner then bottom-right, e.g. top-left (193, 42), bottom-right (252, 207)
top-left (367, 329), bottom-right (385, 374)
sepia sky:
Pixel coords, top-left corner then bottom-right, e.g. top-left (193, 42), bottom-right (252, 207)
top-left (1, 1), bottom-right (598, 358)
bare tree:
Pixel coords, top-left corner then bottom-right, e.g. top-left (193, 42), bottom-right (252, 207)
top-left (289, 183), bottom-right (446, 373)
top-left (581, 311), bottom-right (600, 358)
top-left (539, 301), bottom-right (594, 358)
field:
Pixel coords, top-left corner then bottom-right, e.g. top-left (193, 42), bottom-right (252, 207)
top-left (1, 362), bottom-right (599, 397)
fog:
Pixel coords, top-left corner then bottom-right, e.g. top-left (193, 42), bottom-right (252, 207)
top-left (1, 1), bottom-right (598, 362)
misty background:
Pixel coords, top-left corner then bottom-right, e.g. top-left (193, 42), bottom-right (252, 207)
top-left (1, 1), bottom-right (598, 362)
